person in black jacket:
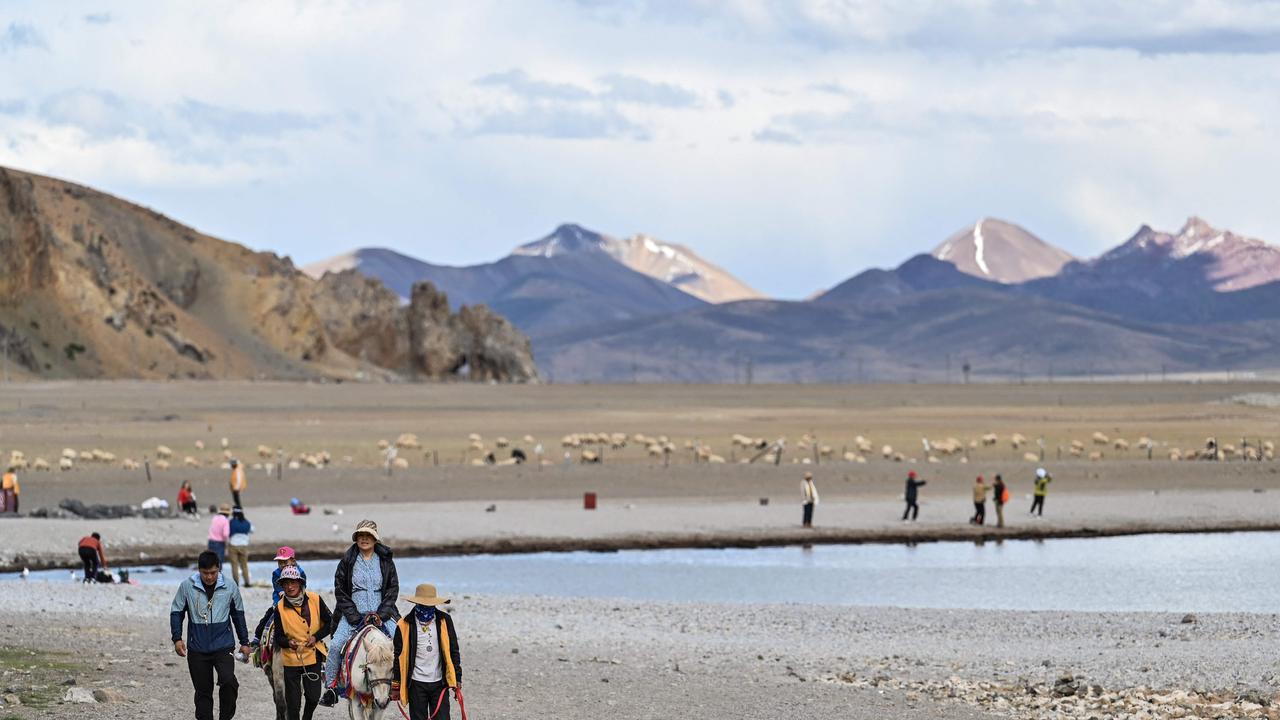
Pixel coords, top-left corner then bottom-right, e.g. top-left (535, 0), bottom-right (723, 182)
top-left (320, 520), bottom-right (400, 706)
top-left (902, 471), bottom-right (926, 521)
top-left (392, 583), bottom-right (462, 720)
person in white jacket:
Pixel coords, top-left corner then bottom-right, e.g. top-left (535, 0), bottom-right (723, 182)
top-left (801, 472), bottom-right (819, 528)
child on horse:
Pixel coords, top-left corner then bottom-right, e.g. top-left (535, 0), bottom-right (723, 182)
top-left (272, 565), bottom-right (333, 720)
top-left (320, 520), bottom-right (400, 707)
top-left (393, 583), bottom-right (462, 720)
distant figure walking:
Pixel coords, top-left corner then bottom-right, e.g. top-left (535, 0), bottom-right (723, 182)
top-left (992, 474), bottom-right (1008, 528)
top-left (1030, 468), bottom-right (1051, 517)
top-left (171, 550), bottom-right (251, 720)
top-left (209, 504), bottom-right (231, 565)
top-left (179, 480), bottom-right (199, 517)
top-left (227, 507), bottom-right (253, 588)
top-left (78, 532), bottom-right (108, 582)
top-left (801, 472), bottom-right (819, 528)
top-left (1, 466), bottom-right (19, 514)
top-left (902, 471), bottom-right (926, 522)
top-left (970, 476), bottom-right (987, 525)
top-left (229, 459), bottom-right (247, 508)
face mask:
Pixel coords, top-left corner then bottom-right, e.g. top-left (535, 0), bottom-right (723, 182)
top-left (414, 605), bottom-right (436, 624)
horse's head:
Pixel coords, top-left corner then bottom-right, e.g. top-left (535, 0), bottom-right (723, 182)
top-left (362, 634), bottom-right (395, 709)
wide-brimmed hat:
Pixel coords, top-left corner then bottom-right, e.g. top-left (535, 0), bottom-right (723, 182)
top-left (274, 546), bottom-right (296, 561)
top-left (351, 519), bottom-right (381, 543)
top-left (278, 565), bottom-right (304, 584)
top-left (217, 503), bottom-right (232, 515)
top-left (401, 582), bottom-right (449, 607)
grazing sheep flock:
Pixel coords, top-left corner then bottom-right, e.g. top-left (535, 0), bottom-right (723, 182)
top-left (1, 427), bottom-right (1275, 479)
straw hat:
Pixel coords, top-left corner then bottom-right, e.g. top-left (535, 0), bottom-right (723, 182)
top-left (351, 519), bottom-right (381, 543)
top-left (401, 582), bottom-right (450, 607)
top-left (217, 503), bottom-right (232, 515)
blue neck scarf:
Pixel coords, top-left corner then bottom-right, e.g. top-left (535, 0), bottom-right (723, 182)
top-left (414, 605), bottom-right (436, 624)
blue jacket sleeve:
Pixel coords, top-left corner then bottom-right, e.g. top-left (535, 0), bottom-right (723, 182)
top-left (170, 585), bottom-right (187, 642)
top-left (230, 584), bottom-right (249, 646)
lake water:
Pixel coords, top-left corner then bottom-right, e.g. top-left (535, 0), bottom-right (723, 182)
top-left (12, 532), bottom-right (1275, 613)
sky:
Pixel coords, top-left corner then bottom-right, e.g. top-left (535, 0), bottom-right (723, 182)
top-left (1, 1), bottom-right (1279, 299)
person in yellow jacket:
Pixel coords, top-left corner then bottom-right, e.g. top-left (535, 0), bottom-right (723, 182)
top-left (229, 459), bottom-right (246, 508)
top-left (393, 583), bottom-right (461, 720)
top-left (1, 467), bottom-right (19, 514)
top-left (271, 565), bottom-right (332, 720)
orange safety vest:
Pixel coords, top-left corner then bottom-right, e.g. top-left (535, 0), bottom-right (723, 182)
top-left (230, 465), bottom-right (246, 492)
top-left (1, 473), bottom-right (17, 495)
top-left (276, 593), bottom-right (327, 666)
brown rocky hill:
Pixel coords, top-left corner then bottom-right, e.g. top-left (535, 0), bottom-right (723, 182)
top-left (0, 167), bottom-right (535, 382)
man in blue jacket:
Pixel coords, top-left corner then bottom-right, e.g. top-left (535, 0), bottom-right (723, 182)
top-left (171, 550), bottom-right (252, 720)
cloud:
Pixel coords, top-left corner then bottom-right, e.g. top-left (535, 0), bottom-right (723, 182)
top-left (474, 69), bottom-right (593, 101)
top-left (469, 105), bottom-right (649, 140)
top-left (0, 99), bottom-right (25, 115)
top-left (1064, 29), bottom-right (1280, 55)
top-left (83, 13), bottom-right (113, 26)
top-left (176, 98), bottom-right (328, 140)
top-left (0, 22), bottom-right (45, 52)
top-left (753, 128), bottom-right (801, 144)
top-left (598, 73), bottom-right (698, 107)
top-left (38, 90), bottom-right (144, 140)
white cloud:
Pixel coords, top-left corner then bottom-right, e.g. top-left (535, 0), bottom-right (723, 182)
top-left (0, 0), bottom-right (1277, 298)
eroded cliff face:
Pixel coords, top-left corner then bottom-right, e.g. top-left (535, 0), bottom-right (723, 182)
top-left (311, 272), bottom-right (537, 382)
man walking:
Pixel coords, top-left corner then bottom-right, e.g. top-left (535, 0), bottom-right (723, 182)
top-left (902, 471), bottom-right (926, 522)
top-left (229, 459), bottom-right (247, 508)
top-left (801, 472), bottom-right (819, 528)
top-left (992, 474), bottom-right (1008, 528)
top-left (1030, 468), bottom-right (1051, 517)
top-left (970, 475), bottom-right (987, 525)
top-left (171, 550), bottom-right (251, 720)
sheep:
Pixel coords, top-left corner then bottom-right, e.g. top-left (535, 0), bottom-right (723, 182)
top-left (1091, 431), bottom-right (1110, 445)
top-left (287, 460), bottom-right (301, 470)
top-left (1023, 452), bottom-right (1040, 462)
top-left (154, 459), bottom-right (170, 470)
top-left (818, 445), bottom-right (834, 459)
top-left (1010, 433), bottom-right (1027, 449)
top-left (708, 454), bottom-right (726, 464)
top-left (981, 433), bottom-right (999, 446)
top-left (396, 433), bottom-right (421, 449)
top-left (392, 457), bottom-right (409, 469)
top-left (468, 440), bottom-right (484, 453)
top-left (78, 451), bottom-right (93, 462)
top-left (1137, 437), bottom-right (1154, 450)
top-left (1089, 450), bottom-right (1103, 461)
top-left (610, 433), bottom-right (628, 450)
top-left (257, 444), bottom-right (273, 459)
top-left (1113, 439), bottom-right (1130, 451)
top-left (59, 457), bottom-right (74, 471)
top-left (468, 433), bottom-right (482, 443)
top-left (561, 435), bottom-right (580, 448)
top-left (220, 437), bottom-right (230, 449)
top-left (195, 440), bottom-right (205, 450)
top-left (524, 435), bottom-right (537, 445)
top-left (1220, 444), bottom-right (1238, 459)
top-left (61, 448), bottom-right (77, 460)
top-left (930, 438), bottom-right (963, 456)
top-left (156, 445), bottom-right (173, 459)
top-left (842, 451), bottom-right (859, 462)
top-left (122, 458), bottom-right (139, 470)
top-left (891, 452), bottom-right (905, 462)
top-left (580, 450), bottom-right (600, 464)
top-left (1264, 441), bottom-right (1276, 453)
top-left (854, 436), bottom-right (873, 454)
top-left (377, 439), bottom-right (390, 450)
top-left (184, 456), bottom-right (200, 468)
top-left (1169, 449), bottom-right (1182, 461)
top-left (927, 456), bottom-right (940, 464)
top-left (1244, 447), bottom-right (1261, 461)
top-left (494, 437), bottom-right (510, 449)
top-left (31, 458), bottom-right (50, 471)
top-left (881, 445), bottom-right (894, 459)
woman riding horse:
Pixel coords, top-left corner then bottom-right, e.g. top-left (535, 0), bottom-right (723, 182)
top-left (320, 520), bottom-right (400, 707)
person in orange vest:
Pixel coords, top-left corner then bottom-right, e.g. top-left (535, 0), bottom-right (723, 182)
top-left (271, 565), bottom-right (333, 720)
top-left (393, 583), bottom-right (462, 720)
top-left (229, 459), bottom-right (246, 508)
top-left (1, 467), bottom-right (18, 514)
top-left (78, 532), bottom-right (108, 583)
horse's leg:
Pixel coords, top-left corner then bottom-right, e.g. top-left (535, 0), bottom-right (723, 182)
top-left (272, 649), bottom-right (287, 717)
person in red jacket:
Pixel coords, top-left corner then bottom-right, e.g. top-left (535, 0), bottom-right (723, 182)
top-left (78, 533), bottom-right (108, 583)
top-left (178, 480), bottom-right (199, 517)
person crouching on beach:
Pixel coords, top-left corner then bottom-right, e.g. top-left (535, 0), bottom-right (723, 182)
top-left (393, 583), bottom-right (462, 720)
top-left (320, 520), bottom-right (400, 706)
top-left (272, 565), bottom-right (332, 720)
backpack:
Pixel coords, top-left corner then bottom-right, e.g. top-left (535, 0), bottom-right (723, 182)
top-left (1000, 486), bottom-right (1010, 504)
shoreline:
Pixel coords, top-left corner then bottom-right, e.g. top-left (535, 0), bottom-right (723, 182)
top-left (7, 517), bottom-right (1280, 573)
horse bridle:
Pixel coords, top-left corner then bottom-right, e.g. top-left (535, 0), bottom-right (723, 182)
top-left (355, 629), bottom-right (394, 710)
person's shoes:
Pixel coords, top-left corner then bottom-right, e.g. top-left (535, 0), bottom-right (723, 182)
top-left (319, 688), bottom-right (338, 707)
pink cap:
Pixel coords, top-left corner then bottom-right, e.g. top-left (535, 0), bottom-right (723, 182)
top-left (273, 546), bottom-right (296, 561)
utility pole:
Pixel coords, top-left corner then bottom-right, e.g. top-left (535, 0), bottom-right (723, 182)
top-left (745, 357), bottom-right (754, 386)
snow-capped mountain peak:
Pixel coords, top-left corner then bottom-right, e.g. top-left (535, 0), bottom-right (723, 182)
top-left (931, 218), bottom-right (1074, 283)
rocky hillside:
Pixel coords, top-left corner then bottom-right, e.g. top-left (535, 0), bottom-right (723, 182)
top-left (0, 167), bottom-right (536, 382)
top-left (932, 218), bottom-right (1075, 283)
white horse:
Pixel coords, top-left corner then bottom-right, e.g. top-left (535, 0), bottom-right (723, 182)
top-left (342, 626), bottom-right (396, 720)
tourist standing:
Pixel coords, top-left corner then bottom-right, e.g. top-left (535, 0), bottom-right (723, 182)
top-left (171, 550), bottom-right (251, 720)
top-left (208, 504), bottom-right (231, 565)
top-left (227, 507), bottom-right (253, 588)
top-left (801, 472), bottom-right (819, 528)
top-left (320, 520), bottom-right (401, 707)
top-left (229, 459), bottom-right (247, 508)
top-left (77, 532), bottom-right (108, 582)
top-left (903, 471), bottom-right (926, 522)
top-left (1, 467), bottom-right (18, 514)
top-left (970, 476), bottom-right (987, 525)
top-left (992, 474), bottom-right (1008, 528)
top-left (1030, 468), bottom-right (1051, 517)
top-left (272, 565), bottom-right (332, 720)
top-left (393, 583), bottom-right (462, 720)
